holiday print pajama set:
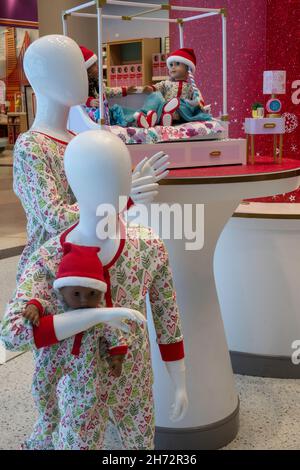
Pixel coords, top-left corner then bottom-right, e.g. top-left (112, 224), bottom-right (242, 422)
top-left (0, 225), bottom-right (184, 449)
top-left (6, 130), bottom-right (185, 449)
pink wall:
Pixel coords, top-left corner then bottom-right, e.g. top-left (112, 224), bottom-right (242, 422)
top-left (170, 0), bottom-right (300, 202)
top-left (170, 0), bottom-right (267, 141)
top-left (170, 0), bottom-right (300, 159)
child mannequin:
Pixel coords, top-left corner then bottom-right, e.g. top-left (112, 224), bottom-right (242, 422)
top-left (134, 47), bottom-right (212, 128)
top-left (23, 242), bottom-right (126, 377)
top-left (1, 129), bottom-right (188, 450)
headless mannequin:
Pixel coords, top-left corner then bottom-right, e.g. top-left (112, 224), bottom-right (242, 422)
top-left (60, 129), bottom-right (188, 422)
top-left (23, 35), bottom-right (88, 144)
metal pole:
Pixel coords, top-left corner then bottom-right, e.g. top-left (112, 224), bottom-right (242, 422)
top-left (97, 4), bottom-right (105, 126)
top-left (107, 1), bottom-right (220, 13)
top-left (182, 12), bottom-right (220, 23)
top-left (65, 1), bottom-right (96, 15)
top-left (62, 13), bottom-right (68, 35)
top-left (222, 12), bottom-right (228, 120)
top-left (71, 12), bottom-right (176, 22)
top-left (179, 23), bottom-right (184, 48)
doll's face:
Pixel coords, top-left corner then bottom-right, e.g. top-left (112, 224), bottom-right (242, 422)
top-left (168, 61), bottom-right (188, 80)
top-left (60, 286), bottom-right (104, 309)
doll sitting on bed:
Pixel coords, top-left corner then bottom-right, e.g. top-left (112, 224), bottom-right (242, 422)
top-left (80, 45), bottom-right (137, 125)
top-left (110, 47), bottom-right (212, 129)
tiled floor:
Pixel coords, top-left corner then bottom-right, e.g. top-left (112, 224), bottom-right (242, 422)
top-left (1, 350), bottom-right (300, 450)
top-left (0, 150), bottom-right (27, 252)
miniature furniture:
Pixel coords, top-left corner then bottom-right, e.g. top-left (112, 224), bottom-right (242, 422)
top-left (244, 117), bottom-right (285, 164)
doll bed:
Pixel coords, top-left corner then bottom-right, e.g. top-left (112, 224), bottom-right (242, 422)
top-left (68, 104), bottom-right (245, 169)
top-left (68, 103), bottom-right (227, 144)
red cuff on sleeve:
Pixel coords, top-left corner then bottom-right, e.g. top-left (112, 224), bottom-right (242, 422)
top-left (159, 340), bottom-right (184, 361)
top-left (33, 315), bottom-right (58, 349)
top-left (26, 299), bottom-right (44, 316)
top-left (126, 197), bottom-right (134, 210)
top-left (109, 345), bottom-right (128, 356)
top-left (71, 332), bottom-right (84, 356)
top-left (122, 87), bottom-right (127, 97)
top-left (151, 85), bottom-right (156, 91)
top-left (86, 96), bottom-right (93, 107)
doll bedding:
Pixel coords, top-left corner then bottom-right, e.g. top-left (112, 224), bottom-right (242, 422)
top-left (103, 119), bottom-right (225, 144)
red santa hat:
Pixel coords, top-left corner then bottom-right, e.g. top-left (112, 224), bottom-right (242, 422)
top-left (79, 45), bottom-right (98, 70)
top-left (53, 242), bottom-right (107, 293)
top-left (166, 47), bottom-right (196, 73)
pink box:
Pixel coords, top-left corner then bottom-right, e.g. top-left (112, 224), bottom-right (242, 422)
top-left (109, 66), bottom-right (117, 87)
top-left (116, 66), bottom-right (123, 86)
top-left (129, 64), bottom-right (137, 86)
top-left (152, 53), bottom-right (160, 77)
top-left (123, 65), bottom-right (129, 87)
top-left (136, 64), bottom-right (143, 86)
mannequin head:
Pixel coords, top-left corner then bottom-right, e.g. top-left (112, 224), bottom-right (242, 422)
top-left (64, 130), bottom-right (132, 215)
top-left (24, 35), bottom-right (88, 107)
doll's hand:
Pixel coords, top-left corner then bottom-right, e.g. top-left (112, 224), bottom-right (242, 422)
top-left (23, 304), bottom-right (40, 327)
top-left (143, 85), bottom-right (153, 94)
top-left (90, 98), bottom-right (99, 108)
top-left (127, 86), bottom-right (137, 94)
top-left (108, 354), bottom-right (126, 377)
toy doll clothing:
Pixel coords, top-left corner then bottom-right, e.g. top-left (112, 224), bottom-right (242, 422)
top-left (109, 79), bottom-right (211, 127)
top-left (0, 224), bottom-right (184, 450)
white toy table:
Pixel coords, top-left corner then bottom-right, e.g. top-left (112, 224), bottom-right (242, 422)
top-left (244, 117), bottom-right (285, 165)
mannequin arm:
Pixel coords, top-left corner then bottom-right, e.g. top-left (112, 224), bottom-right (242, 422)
top-left (33, 307), bottom-right (145, 348)
top-left (149, 235), bottom-right (188, 421)
top-left (165, 359), bottom-right (188, 422)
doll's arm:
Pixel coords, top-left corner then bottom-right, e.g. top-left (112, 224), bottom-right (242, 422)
top-left (149, 237), bottom-right (188, 421)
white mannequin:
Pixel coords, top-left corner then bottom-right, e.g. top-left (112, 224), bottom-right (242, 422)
top-left (61, 129), bottom-right (188, 422)
top-left (23, 35), bottom-right (170, 201)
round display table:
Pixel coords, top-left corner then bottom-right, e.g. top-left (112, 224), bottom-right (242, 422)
top-left (215, 199), bottom-right (300, 379)
top-left (141, 157), bottom-right (300, 449)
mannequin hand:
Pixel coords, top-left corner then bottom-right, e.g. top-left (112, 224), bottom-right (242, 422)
top-left (134, 152), bottom-right (170, 183)
top-left (165, 359), bottom-right (188, 422)
top-left (127, 86), bottom-right (137, 94)
top-left (131, 165), bottom-right (158, 204)
top-left (143, 85), bottom-right (153, 94)
top-left (98, 307), bottom-right (146, 333)
top-left (90, 98), bottom-right (99, 108)
top-left (170, 387), bottom-right (189, 422)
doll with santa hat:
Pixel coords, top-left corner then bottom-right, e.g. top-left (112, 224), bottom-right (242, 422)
top-left (111, 47), bottom-right (212, 128)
